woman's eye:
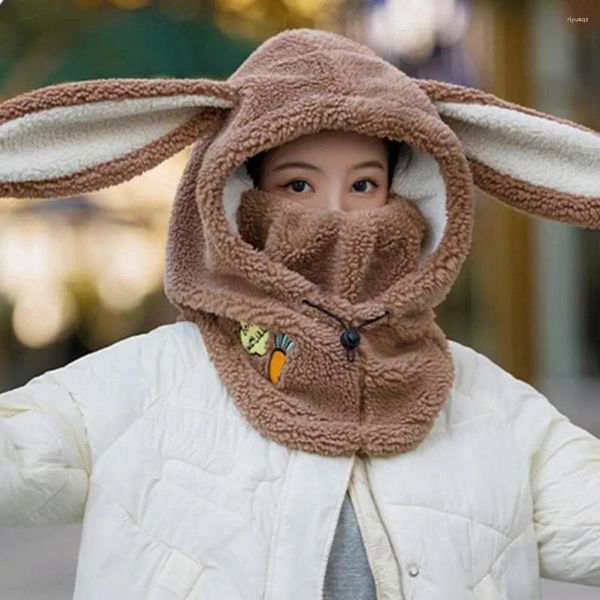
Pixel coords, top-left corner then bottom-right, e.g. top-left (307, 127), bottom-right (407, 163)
top-left (352, 179), bottom-right (379, 193)
top-left (283, 179), bottom-right (312, 193)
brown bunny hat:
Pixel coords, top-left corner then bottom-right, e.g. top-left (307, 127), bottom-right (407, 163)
top-left (1, 29), bottom-right (598, 457)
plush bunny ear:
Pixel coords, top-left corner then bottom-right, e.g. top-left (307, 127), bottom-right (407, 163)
top-left (0, 78), bottom-right (236, 199)
top-left (419, 79), bottom-right (600, 229)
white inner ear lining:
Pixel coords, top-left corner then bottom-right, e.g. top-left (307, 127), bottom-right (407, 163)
top-left (224, 143), bottom-right (448, 262)
top-left (436, 101), bottom-right (600, 198)
top-left (0, 94), bottom-right (234, 183)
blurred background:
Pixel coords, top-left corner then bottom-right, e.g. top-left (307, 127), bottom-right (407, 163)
top-left (0, 0), bottom-right (598, 598)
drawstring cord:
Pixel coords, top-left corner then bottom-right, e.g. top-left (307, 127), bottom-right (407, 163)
top-left (300, 298), bottom-right (390, 363)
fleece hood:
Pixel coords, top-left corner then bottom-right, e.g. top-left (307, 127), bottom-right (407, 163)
top-left (1, 28), bottom-right (598, 457)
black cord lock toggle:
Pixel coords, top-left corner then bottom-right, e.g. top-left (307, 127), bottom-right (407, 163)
top-left (340, 327), bottom-right (361, 353)
top-left (300, 298), bottom-right (390, 363)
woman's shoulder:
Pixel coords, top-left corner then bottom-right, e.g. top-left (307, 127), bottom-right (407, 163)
top-left (99, 320), bottom-right (205, 367)
top-left (447, 339), bottom-right (546, 407)
top-left (37, 320), bottom-right (208, 393)
top-left (144, 320), bottom-right (207, 365)
top-left (445, 339), bottom-right (566, 455)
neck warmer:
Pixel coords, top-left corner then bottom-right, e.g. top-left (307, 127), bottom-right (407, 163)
top-left (178, 186), bottom-right (455, 457)
top-left (4, 29), bottom-right (597, 457)
top-left (214, 187), bottom-right (453, 456)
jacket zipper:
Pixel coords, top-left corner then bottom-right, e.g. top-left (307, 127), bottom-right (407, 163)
top-left (348, 454), bottom-right (406, 600)
top-left (317, 452), bottom-right (356, 599)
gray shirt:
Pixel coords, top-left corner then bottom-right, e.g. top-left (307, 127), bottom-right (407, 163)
top-left (323, 491), bottom-right (377, 599)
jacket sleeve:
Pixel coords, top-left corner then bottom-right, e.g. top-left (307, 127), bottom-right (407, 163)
top-left (0, 368), bottom-right (91, 527)
top-left (0, 322), bottom-right (195, 527)
top-left (461, 343), bottom-right (600, 586)
top-left (529, 395), bottom-right (600, 585)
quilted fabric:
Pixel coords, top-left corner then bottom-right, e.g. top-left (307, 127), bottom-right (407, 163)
top-left (1, 23), bottom-right (599, 600)
top-left (1, 321), bottom-right (598, 598)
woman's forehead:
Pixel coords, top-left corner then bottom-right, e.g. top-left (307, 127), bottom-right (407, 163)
top-left (263, 130), bottom-right (387, 164)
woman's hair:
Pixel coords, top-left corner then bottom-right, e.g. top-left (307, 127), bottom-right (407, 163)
top-left (245, 137), bottom-right (404, 189)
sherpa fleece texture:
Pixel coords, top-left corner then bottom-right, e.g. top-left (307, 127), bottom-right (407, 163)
top-left (0, 79), bottom-right (236, 198)
top-left (168, 30), bottom-right (476, 456)
top-left (162, 30), bottom-right (596, 456)
top-left (236, 188), bottom-right (427, 304)
top-left (218, 186), bottom-right (449, 456)
top-left (1, 28), bottom-right (598, 456)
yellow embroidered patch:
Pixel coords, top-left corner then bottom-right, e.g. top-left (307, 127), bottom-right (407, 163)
top-left (239, 321), bottom-right (270, 356)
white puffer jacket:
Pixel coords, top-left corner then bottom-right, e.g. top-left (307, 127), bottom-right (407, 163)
top-left (1, 321), bottom-right (599, 599)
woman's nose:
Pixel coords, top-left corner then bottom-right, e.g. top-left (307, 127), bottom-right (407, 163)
top-left (324, 186), bottom-right (350, 211)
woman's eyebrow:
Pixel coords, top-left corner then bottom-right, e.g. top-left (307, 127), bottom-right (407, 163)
top-left (270, 160), bottom-right (385, 172)
top-left (271, 161), bottom-right (321, 172)
top-left (352, 160), bottom-right (385, 170)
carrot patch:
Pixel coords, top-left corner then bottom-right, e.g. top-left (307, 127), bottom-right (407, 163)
top-left (267, 333), bottom-right (295, 384)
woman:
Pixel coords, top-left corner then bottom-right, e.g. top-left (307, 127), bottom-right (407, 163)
top-left (242, 128), bottom-right (425, 600)
top-left (0, 28), bottom-right (598, 600)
